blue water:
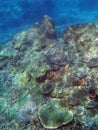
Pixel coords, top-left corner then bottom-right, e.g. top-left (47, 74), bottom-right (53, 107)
top-left (0, 0), bottom-right (98, 44)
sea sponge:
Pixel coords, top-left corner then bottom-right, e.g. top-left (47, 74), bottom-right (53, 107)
top-left (38, 98), bottom-right (73, 129)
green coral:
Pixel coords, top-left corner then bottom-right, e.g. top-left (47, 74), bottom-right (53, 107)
top-left (39, 98), bottom-right (73, 129)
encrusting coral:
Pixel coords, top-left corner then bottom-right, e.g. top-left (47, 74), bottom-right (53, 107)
top-left (39, 98), bottom-right (73, 129)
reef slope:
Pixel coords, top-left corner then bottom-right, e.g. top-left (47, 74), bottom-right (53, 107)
top-left (0, 16), bottom-right (98, 130)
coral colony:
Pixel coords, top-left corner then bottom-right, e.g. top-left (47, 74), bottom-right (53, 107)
top-left (0, 16), bottom-right (98, 129)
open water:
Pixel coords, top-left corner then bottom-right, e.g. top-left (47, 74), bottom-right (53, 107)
top-left (0, 0), bottom-right (98, 44)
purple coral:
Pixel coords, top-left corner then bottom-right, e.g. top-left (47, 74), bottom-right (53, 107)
top-left (46, 52), bottom-right (67, 70)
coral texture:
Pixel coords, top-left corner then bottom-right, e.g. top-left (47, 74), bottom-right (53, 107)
top-left (0, 16), bottom-right (98, 130)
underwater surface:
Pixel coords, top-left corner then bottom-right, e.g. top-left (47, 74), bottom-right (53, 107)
top-left (1, 0), bottom-right (98, 44)
top-left (0, 0), bottom-right (98, 130)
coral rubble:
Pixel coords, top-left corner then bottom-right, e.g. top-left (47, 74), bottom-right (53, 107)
top-left (0, 16), bottom-right (98, 130)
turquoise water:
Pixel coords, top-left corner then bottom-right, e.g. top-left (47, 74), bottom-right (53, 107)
top-left (0, 0), bottom-right (98, 44)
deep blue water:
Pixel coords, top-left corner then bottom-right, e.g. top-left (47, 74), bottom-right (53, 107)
top-left (0, 0), bottom-right (98, 44)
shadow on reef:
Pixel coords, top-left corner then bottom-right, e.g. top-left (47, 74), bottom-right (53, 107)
top-left (0, 15), bottom-right (98, 130)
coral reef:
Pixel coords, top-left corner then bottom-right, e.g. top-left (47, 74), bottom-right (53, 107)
top-left (0, 16), bottom-right (98, 129)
